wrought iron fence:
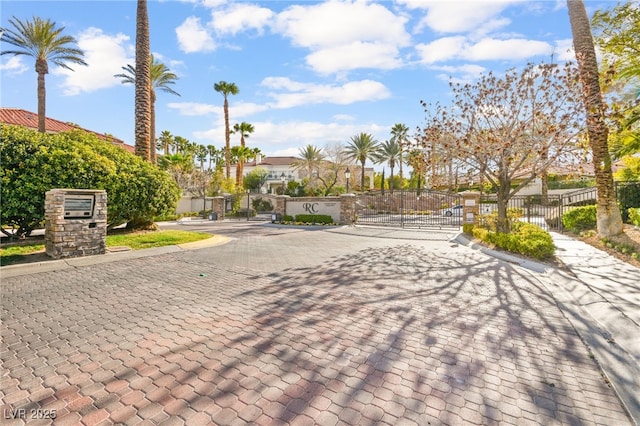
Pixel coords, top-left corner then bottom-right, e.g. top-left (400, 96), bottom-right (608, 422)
top-left (355, 189), bottom-right (462, 228)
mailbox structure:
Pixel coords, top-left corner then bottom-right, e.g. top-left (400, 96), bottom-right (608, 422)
top-left (45, 189), bottom-right (107, 259)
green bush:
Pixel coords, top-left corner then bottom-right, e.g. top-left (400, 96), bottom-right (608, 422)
top-left (472, 222), bottom-right (555, 260)
top-left (294, 214), bottom-right (334, 224)
top-left (562, 205), bottom-right (597, 233)
top-left (628, 208), bottom-right (640, 227)
top-left (1, 125), bottom-right (181, 237)
top-left (462, 223), bottom-right (474, 234)
top-left (251, 197), bottom-right (273, 212)
top-left (282, 215), bottom-right (294, 222)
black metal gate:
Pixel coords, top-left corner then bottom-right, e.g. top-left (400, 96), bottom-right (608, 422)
top-left (355, 189), bottom-right (462, 228)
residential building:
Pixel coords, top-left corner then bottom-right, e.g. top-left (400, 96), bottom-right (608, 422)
top-left (0, 107), bottom-right (135, 154)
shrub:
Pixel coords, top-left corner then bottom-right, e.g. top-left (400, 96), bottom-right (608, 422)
top-left (562, 205), bottom-right (597, 233)
top-left (628, 207), bottom-right (640, 227)
top-left (251, 197), bottom-right (273, 212)
top-left (282, 215), bottom-right (294, 222)
top-left (294, 214), bottom-right (334, 224)
top-left (462, 223), bottom-right (474, 234)
top-left (0, 125), bottom-right (181, 237)
top-left (472, 222), bottom-right (555, 260)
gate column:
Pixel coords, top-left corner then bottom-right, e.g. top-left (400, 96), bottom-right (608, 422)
top-left (340, 193), bottom-right (356, 225)
top-left (462, 192), bottom-right (480, 225)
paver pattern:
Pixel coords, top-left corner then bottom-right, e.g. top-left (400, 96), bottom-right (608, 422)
top-left (1, 224), bottom-right (631, 425)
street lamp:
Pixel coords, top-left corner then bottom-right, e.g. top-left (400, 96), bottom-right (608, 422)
top-left (280, 172), bottom-right (286, 194)
top-left (345, 168), bottom-right (351, 193)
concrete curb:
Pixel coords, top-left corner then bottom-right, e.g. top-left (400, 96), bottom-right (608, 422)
top-left (0, 236), bottom-right (231, 279)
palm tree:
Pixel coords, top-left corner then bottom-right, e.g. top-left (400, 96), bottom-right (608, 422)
top-left (195, 145), bottom-right (208, 170)
top-left (135, 0), bottom-right (152, 161)
top-left (214, 81), bottom-right (239, 179)
top-left (0, 16), bottom-right (87, 133)
top-left (231, 122), bottom-right (255, 184)
top-left (345, 133), bottom-right (379, 191)
top-left (292, 144), bottom-right (325, 181)
top-left (157, 130), bottom-right (173, 156)
top-left (206, 145), bottom-right (220, 170)
top-left (374, 140), bottom-right (401, 192)
top-left (230, 145), bottom-right (256, 188)
top-left (114, 54), bottom-right (180, 164)
top-left (390, 123), bottom-right (409, 180)
top-left (568, 0), bottom-right (623, 237)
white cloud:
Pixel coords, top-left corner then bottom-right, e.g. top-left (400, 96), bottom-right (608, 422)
top-left (261, 77), bottom-right (391, 108)
top-left (306, 42), bottom-right (403, 74)
top-left (416, 36), bottom-right (553, 64)
top-left (176, 16), bottom-right (216, 53)
top-left (0, 56), bottom-right (28, 75)
top-left (415, 37), bottom-right (466, 64)
top-left (53, 27), bottom-right (131, 95)
top-left (406, 0), bottom-right (517, 34)
top-left (210, 3), bottom-right (274, 35)
top-left (274, 1), bottom-right (410, 48)
top-left (554, 38), bottom-right (575, 61)
top-left (273, 1), bottom-right (410, 74)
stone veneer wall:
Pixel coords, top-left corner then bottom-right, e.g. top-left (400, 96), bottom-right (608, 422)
top-left (45, 189), bottom-right (107, 259)
top-left (339, 194), bottom-right (356, 225)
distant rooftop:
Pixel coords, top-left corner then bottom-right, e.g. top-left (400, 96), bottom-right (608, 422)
top-left (0, 107), bottom-right (135, 154)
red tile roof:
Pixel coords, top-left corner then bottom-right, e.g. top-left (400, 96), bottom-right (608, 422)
top-left (0, 108), bottom-right (135, 154)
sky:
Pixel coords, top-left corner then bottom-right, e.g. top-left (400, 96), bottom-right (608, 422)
top-left (0, 0), bottom-right (615, 165)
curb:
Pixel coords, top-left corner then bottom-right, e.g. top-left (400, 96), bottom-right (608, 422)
top-left (0, 236), bottom-right (231, 278)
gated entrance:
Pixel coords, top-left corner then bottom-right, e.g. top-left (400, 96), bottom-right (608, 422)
top-left (355, 189), bottom-right (462, 228)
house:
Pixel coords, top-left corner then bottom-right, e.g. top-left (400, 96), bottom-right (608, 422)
top-left (238, 154), bottom-right (375, 193)
top-left (0, 107), bottom-right (135, 154)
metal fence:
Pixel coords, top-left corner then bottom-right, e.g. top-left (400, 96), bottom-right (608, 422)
top-left (355, 189), bottom-right (462, 228)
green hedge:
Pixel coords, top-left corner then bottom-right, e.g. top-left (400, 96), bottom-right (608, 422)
top-left (628, 208), bottom-right (640, 227)
top-left (562, 205), bottom-right (597, 233)
top-left (469, 222), bottom-right (555, 260)
top-left (294, 214), bottom-right (334, 224)
top-left (1, 125), bottom-right (181, 237)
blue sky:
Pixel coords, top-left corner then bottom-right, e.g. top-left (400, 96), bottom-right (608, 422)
top-left (0, 0), bottom-right (612, 161)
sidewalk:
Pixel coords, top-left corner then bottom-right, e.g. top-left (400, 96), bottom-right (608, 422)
top-left (545, 232), bottom-right (640, 424)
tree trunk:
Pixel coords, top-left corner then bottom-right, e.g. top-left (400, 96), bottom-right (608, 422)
top-left (360, 161), bottom-right (366, 191)
top-left (36, 60), bottom-right (47, 133)
top-left (150, 88), bottom-right (156, 164)
top-left (567, 0), bottom-right (623, 237)
top-left (135, 0), bottom-right (151, 161)
top-left (224, 98), bottom-right (231, 179)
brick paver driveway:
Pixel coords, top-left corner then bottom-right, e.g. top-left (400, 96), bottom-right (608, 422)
top-left (1, 223), bottom-right (631, 425)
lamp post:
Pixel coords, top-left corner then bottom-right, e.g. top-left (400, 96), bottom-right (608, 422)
top-left (280, 172), bottom-right (286, 195)
top-left (246, 189), bottom-right (250, 221)
top-left (345, 168), bottom-right (351, 193)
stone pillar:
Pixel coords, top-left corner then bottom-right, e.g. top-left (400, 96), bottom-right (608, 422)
top-left (211, 196), bottom-right (225, 220)
top-left (340, 193), bottom-right (357, 225)
top-left (275, 195), bottom-right (288, 218)
top-left (462, 192), bottom-right (480, 225)
top-left (45, 189), bottom-right (107, 259)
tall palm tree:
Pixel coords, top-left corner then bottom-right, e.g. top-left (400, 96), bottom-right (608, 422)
top-left (135, 0), bottom-right (152, 161)
top-left (114, 54), bottom-right (180, 164)
top-left (292, 144), bottom-right (325, 181)
top-left (568, 0), bottom-right (623, 237)
top-left (390, 123), bottom-right (409, 180)
top-left (374, 140), bottom-right (401, 192)
top-left (230, 145), bottom-right (256, 188)
top-left (231, 122), bottom-right (255, 184)
top-left (1, 16), bottom-right (87, 133)
top-left (214, 81), bottom-right (239, 179)
top-left (345, 133), bottom-right (379, 191)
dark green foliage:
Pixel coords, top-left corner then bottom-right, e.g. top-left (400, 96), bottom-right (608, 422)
top-left (282, 215), bottom-right (294, 222)
top-left (293, 214), bottom-right (334, 224)
top-left (616, 182), bottom-right (640, 223)
top-left (628, 207), bottom-right (640, 226)
top-left (251, 197), bottom-right (273, 212)
top-left (1, 125), bottom-right (181, 236)
top-left (562, 205), bottom-right (597, 233)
